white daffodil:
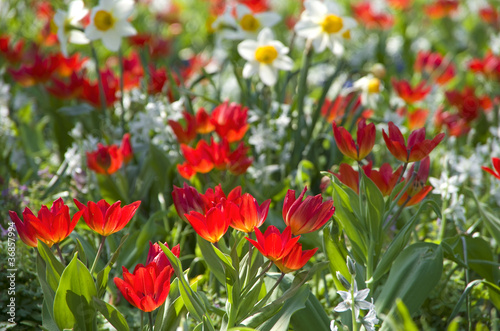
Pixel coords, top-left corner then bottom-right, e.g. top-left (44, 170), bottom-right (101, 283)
top-left (351, 74), bottom-right (383, 108)
top-left (211, 5), bottom-right (237, 34)
top-left (85, 0), bottom-right (137, 52)
top-left (334, 280), bottom-right (373, 319)
top-left (294, 0), bottom-right (356, 55)
top-left (52, 0), bottom-right (89, 57)
top-left (224, 4), bottom-right (281, 40)
top-left (237, 28), bottom-right (293, 86)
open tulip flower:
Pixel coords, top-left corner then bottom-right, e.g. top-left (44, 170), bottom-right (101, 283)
top-left (185, 203), bottom-right (236, 244)
top-left (332, 118), bottom-right (376, 161)
top-left (74, 199), bottom-right (141, 237)
top-left (9, 198), bottom-right (84, 248)
top-left (87, 144), bottom-right (123, 175)
top-left (211, 101), bottom-right (249, 143)
top-left (482, 157), bottom-right (500, 180)
top-left (382, 122), bottom-right (445, 163)
top-left (282, 187), bottom-right (335, 235)
top-left (229, 193), bottom-right (271, 233)
top-left (246, 226), bottom-right (300, 262)
top-left (391, 78), bottom-right (431, 104)
top-left (114, 263), bottom-right (174, 312)
top-left (273, 243), bottom-right (318, 274)
top-left (172, 183), bottom-right (209, 222)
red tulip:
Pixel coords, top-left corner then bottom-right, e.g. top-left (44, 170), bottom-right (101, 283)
top-left (332, 119), bottom-right (376, 161)
top-left (282, 187), bottom-right (335, 235)
top-left (211, 101), bottom-right (249, 142)
top-left (8, 50), bottom-right (59, 87)
top-left (201, 184), bottom-right (242, 208)
top-left (46, 71), bottom-right (85, 100)
top-left (172, 183), bottom-right (209, 222)
top-left (195, 108), bottom-right (215, 134)
top-left (382, 122), bottom-right (445, 163)
top-left (169, 112), bottom-right (197, 144)
top-left (469, 51), bottom-right (500, 81)
top-left (80, 68), bottom-right (118, 109)
top-left (185, 203), bottom-right (235, 243)
top-left (482, 157), bottom-right (500, 180)
top-left (9, 198), bottom-right (83, 248)
top-left (146, 242), bottom-right (180, 272)
top-left (229, 193), bottom-right (271, 233)
top-left (321, 94), bottom-right (361, 123)
top-left (74, 199), bottom-right (141, 236)
top-left (391, 79), bottom-right (431, 104)
top-left (273, 243), bottom-right (318, 274)
top-left (246, 226), bottom-right (300, 262)
top-left (352, 1), bottom-right (394, 30)
top-left (331, 163), bottom-right (369, 194)
top-left (114, 263), bottom-right (173, 312)
top-left (424, 0), bottom-right (459, 19)
top-left (0, 35), bottom-right (24, 64)
top-left (180, 140), bottom-right (214, 174)
top-left (414, 51), bottom-right (455, 85)
top-left (445, 87), bottom-right (492, 122)
top-left (398, 157), bottom-right (432, 206)
top-left (87, 143), bottom-right (123, 175)
top-left (368, 163), bottom-right (404, 196)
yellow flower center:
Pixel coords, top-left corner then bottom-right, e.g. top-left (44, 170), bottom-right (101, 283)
top-left (255, 45), bottom-right (278, 64)
top-left (367, 78), bottom-right (381, 94)
top-left (342, 29), bottom-right (351, 39)
top-left (321, 14), bottom-right (343, 34)
top-left (240, 14), bottom-right (260, 32)
top-left (94, 10), bottom-right (115, 31)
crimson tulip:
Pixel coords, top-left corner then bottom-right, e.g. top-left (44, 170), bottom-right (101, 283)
top-left (114, 263), bottom-right (173, 312)
top-left (172, 183), bottom-right (208, 222)
top-left (211, 101), bottom-right (249, 143)
top-left (120, 133), bottom-right (133, 163)
top-left (332, 119), bottom-right (376, 161)
top-left (169, 112), bottom-right (197, 144)
top-left (482, 157), bottom-right (500, 180)
top-left (246, 226), bottom-right (300, 262)
top-left (382, 122), bottom-right (445, 163)
top-left (283, 187), bottom-right (335, 235)
top-left (391, 78), bottom-right (431, 104)
top-left (9, 198), bottom-right (83, 247)
top-left (87, 143), bottom-right (123, 175)
top-left (73, 199), bottom-right (141, 236)
top-left (146, 242), bottom-right (180, 272)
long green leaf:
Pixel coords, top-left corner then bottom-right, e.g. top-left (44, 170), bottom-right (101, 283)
top-left (93, 297), bottom-right (129, 331)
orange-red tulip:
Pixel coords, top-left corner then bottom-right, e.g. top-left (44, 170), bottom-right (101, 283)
top-left (146, 242), bottom-right (180, 272)
top-left (114, 263), bottom-right (173, 312)
top-left (87, 143), bottom-right (123, 175)
top-left (169, 112), bottom-right (197, 144)
top-left (211, 101), bottom-right (249, 143)
top-left (273, 243), bottom-right (318, 274)
top-left (332, 119), bottom-right (376, 161)
top-left (9, 198), bottom-right (83, 247)
top-left (185, 203), bottom-right (235, 243)
top-left (398, 157), bottom-right (432, 206)
top-left (229, 193), bottom-right (271, 233)
top-left (120, 133), bottom-right (133, 163)
top-left (391, 78), bottom-right (431, 104)
top-left (74, 199), bottom-right (141, 236)
top-left (282, 187), bottom-right (335, 235)
top-left (246, 226), bottom-right (300, 262)
top-left (382, 122), bottom-right (445, 163)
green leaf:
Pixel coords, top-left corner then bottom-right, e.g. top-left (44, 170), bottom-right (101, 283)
top-left (469, 189), bottom-right (500, 244)
top-left (375, 243), bottom-right (443, 316)
top-left (197, 237), bottom-right (227, 285)
top-left (160, 243), bottom-right (206, 322)
top-left (290, 291), bottom-right (331, 331)
top-left (362, 172), bottom-right (385, 242)
top-left (37, 256), bottom-right (57, 328)
top-left (93, 297), bottom-right (129, 331)
top-left (57, 103), bottom-right (94, 116)
top-left (37, 240), bottom-right (64, 292)
top-left (53, 254), bottom-right (97, 330)
top-left (72, 238), bottom-right (88, 266)
top-left (96, 234), bottom-right (129, 297)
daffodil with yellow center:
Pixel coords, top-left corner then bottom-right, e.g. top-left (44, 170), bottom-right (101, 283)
top-left (222, 4), bottom-right (281, 40)
top-left (351, 74), bottom-right (384, 107)
top-left (53, 0), bottom-right (89, 57)
top-left (321, 14), bottom-right (343, 34)
top-left (255, 45), bottom-right (278, 64)
top-left (367, 78), bottom-right (381, 94)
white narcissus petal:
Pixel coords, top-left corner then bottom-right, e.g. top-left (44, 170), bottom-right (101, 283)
top-left (69, 31), bottom-right (90, 44)
top-left (324, 1), bottom-right (344, 15)
top-left (112, 0), bottom-right (135, 19)
top-left (259, 64), bottom-right (277, 86)
top-left (312, 34), bottom-right (327, 52)
top-left (115, 20), bottom-right (137, 37)
top-left (236, 4), bottom-right (252, 18)
top-left (257, 27), bottom-right (274, 45)
top-left (304, 0), bottom-right (327, 18)
top-left (85, 24), bottom-right (100, 40)
top-left (273, 56), bottom-right (293, 71)
top-left (294, 20), bottom-right (322, 39)
top-left (102, 32), bottom-right (121, 51)
top-left (342, 17), bottom-right (358, 30)
top-left (242, 62), bottom-right (258, 78)
top-left (256, 12), bottom-right (281, 27)
top-left (330, 38), bottom-right (344, 56)
top-left (68, 0), bottom-right (88, 21)
top-left (237, 40), bottom-right (258, 61)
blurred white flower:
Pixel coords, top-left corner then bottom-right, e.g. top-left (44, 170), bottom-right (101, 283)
top-left (347, 74), bottom-right (383, 108)
top-left (330, 321), bottom-right (338, 331)
top-left (294, 0), bottom-right (356, 55)
top-left (360, 306), bottom-right (379, 331)
top-left (53, 0), bottom-right (89, 57)
top-left (429, 173), bottom-right (459, 200)
top-left (85, 0), bottom-right (136, 52)
top-left (224, 5), bottom-right (281, 40)
top-left (237, 28), bottom-right (293, 86)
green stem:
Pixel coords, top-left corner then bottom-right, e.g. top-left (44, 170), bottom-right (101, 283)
top-left (148, 311), bottom-right (154, 330)
top-left (90, 236), bottom-right (107, 275)
top-left (90, 43), bottom-right (108, 113)
top-left (351, 279), bottom-right (359, 331)
top-left (383, 170), bottom-right (417, 229)
top-left (461, 237), bottom-right (472, 331)
top-left (118, 46), bottom-right (126, 132)
top-left (244, 233), bottom-right (254, 286)
top-left (395, 162), bottom-right (408, 187)
top-left (438, 188), bottom-right (450, 242)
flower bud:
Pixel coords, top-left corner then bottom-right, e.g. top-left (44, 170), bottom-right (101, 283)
top-left (347, 256), bottom-right (356, 276)
top-left (336, 271), bottom-right (351, 290)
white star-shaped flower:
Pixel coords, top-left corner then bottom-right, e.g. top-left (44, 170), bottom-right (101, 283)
top-left (85, 0), bottom-right (137, 52)
top-left (237, 28), bottom-right (293, 86)
top-left (334, 280), bottom-right (373, 319)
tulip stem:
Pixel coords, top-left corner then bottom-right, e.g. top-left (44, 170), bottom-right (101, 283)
top-left (90, 43), bottom-right (108, 114)
top-left (55, 243), bottom-right (65, 265)
top-left (395, 162), bottom-right (408, 186)
top-left (269, 272), bottom-right (285, 295)
top-left (383, 171), bottom-right (417, 231)
top-left (148, 312), bottom-right (154, 330)
top-left (90, 236), bottom-right (107, 275)
top-left (118, 46), bottom-right (126, 132)
top-left (244, 234), bottom-right (253, 286)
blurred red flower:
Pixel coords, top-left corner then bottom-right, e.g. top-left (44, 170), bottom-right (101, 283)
top-left (483, 157), bottom-right (500, 180)
top-left (211, 101), bottom-right (249, 143)
top-left (391, 78), bottom-right (431, 104)
top-left (424, 0), bottom-right (459, 19)
top-left (414, 51), bottom-right (455, 85)
top-left (81, 68), bottom-right (118, 108)
top-left (398, 157), bottom-right (432, 206)
top-left (352, 2), bottom-right (394, 30)
top-left (332, 119), bottom-right (376, 161)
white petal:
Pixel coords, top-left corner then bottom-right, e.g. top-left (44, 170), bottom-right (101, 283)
top-left (259, 64), bottom-right (277, 86)
top-left (333, 302), bottom-right (350, 312)
top-left (257, 27), bottom-right (274, 45)
top-left (242, 61), bottom-right (258, 78)
top-left (84, 25), bottom-right (100, 41)
top-left (337, 291), bottom-right (351, 300)
top-left (53, 11), bottom-right (66, 26)
top-left (101, 32), bottom-right (121, 51)
top-left (325, 1), bottom-right (343, 15)
top-left (356, 300), bottom-right (374, 310)
top-left (256, 12), bottom-right (281, 27)
top-left (312, 34), bottom-right (328, 53)
top-left (58, 35), bottom-right (69, 57)
top-left (330, 38), bottom-right (344, 56)
top-left (69, 31), bottom-right (90, 44)
top-left (294, 20), bottom-right (322, 39)
top-left (237, 40), bottom-right (258, 61)
top-left (112, 0), bottom-right (135, 19)
top-left (273, 56), bottom-right (293, 71)
top-left (115, 20), bottom-right (137, 37)
top-left (236, 4), bottom-right (251, 18)
top-left (342, 17), bottom-right (358, 30)
top-left (304, 0), bottom-right (327, 18)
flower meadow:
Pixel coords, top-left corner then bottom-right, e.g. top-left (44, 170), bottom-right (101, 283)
top-left (2, 0), bottom-right (500, 330)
